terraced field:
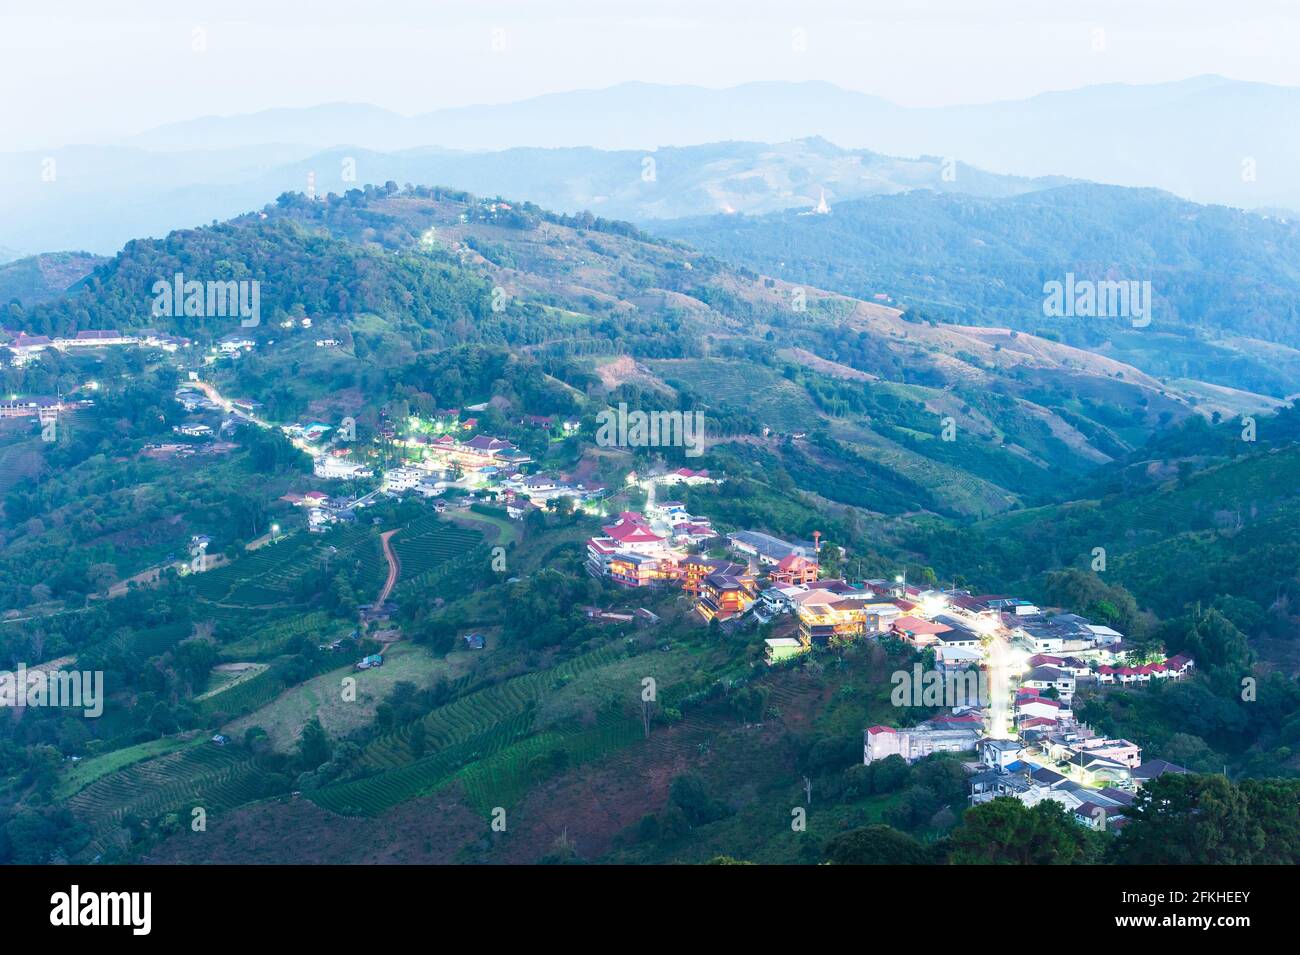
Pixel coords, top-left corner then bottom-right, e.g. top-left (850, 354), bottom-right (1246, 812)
top-left (308, 643), bottom-right (634, 816)
top-left (445, 507), bottom-right (519, 546)
top-left (393, 553), bottom-right (469, 604)
top-left (336, 524), bottom-right (390, 599)
top-left (838, 430), bottom-right (1019, 517)
top-left (190, 534), bottom-right (318, 604)
top-left (218, 610), bottom-right (346, 661)
top-left (66, 743), bottom-right (278, 859)
top-left (390, 519), bottom-right (482, 580)
top-left (191, 525), bottom-right (386, 608)
top-left (194, 603), bottom-right (299, 629)
top-left (453, 712), bottom-right (644, 811)
top-left (55, 735), bottom-right (204, 801)
top-left (196, 663), bottom-right (270, 701)
top-left (78, 620), bottom-right (193, 663)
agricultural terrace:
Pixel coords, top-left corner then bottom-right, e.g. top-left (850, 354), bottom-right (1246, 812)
top-left (190, 524), bottom-right (387, 608)
top-left (307, 637), bottom-right (743, 817)
top-left (390, 517), bottom-right (484, 580)
top-left (66, 742), bottom-right (281, 861)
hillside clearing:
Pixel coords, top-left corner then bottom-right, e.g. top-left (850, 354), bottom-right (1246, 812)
top-left (224, 643), bottom-right (472, 749)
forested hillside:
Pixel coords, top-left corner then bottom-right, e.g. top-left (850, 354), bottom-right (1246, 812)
top-left (658, 184), bottom-right (1300, 396)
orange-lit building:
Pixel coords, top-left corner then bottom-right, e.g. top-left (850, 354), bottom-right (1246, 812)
top-left (607, 552), bottom-right (680, 588)
top-left (796, 597), bottom-right (868, 646)
top-left (681, 556), bottom-right (745, 596)
top-left (588, 512), bottom-right (679, 585)
top-left (696, 570), bottom-right (758, 623)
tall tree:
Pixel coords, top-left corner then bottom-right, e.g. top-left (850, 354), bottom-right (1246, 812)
top-left (949, 797), bottom-right (1100, 864)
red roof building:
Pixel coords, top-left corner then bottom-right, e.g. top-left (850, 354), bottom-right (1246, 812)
top-left (1028, 653), bottom-right (1066, 667)
top-left (892, 615), bottom-right (952, 647)
top-left (1019, 716), bottom-right (1059, 729)
top-left (770, 553), bottom-right (819, 586)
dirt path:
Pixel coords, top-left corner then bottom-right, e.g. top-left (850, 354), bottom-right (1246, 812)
top-left (377, 530), bottom-right (400, 605)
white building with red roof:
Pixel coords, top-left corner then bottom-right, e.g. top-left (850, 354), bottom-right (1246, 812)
top-left (1016, 693), bottom-right (1071, 722)
top-left (655, 467), bottom-right (720, 486)
top-left (601, 512), bottom-right (667, 553)
top-left (587, 511), bottom-right (676, 583)
top-left (5, 332), bottom-right (55, 365)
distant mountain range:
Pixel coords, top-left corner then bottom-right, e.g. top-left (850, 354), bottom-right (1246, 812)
top-left (0, 138), bottom-right (1067, 257)
top-left (4, 75), bottom-right (1299, 258)
top-left (123, 75), bottom-right (1300, 209)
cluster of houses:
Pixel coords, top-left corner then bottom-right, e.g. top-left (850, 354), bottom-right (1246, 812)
top-left (965, 735), bottom-right (1189, 831)
top-left (170, 384), bottom-right (264, 453)
top-left (864, 708), bottom-right (1190, 831)
top-left (295, 444), bottom-right (609, 531)
top-left (282, 489), bottom-right (376, 531)
top-left (585, 516), bottom-right (910, 636)
top-left (0, 326), bottom-right (320, 368)
top-left (2, 329), bottom-right (190, 365)
top-left (853, 589), bottom-right (1196, 832)
top-left (575, 528), bottom-right (1201, 832)
top-left (379, 458), bottom-right (609, 517)
top-left (264, 408), bottom-right (603, 531)
top-left (498, 471), bottom-right (608, 518)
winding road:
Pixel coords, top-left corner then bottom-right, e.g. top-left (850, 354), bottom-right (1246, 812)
top-left (377, 530), bottom-right (400, 605)
top-left (190, 378), bottom-right (317, 454)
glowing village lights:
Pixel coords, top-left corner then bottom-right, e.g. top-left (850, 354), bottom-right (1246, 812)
top-left (985, 634), bottom-right (1014, 740)
top-left (1004, 647), bottom-right (1031, 675)
top-left (919, 594), bottom-right (949, 618)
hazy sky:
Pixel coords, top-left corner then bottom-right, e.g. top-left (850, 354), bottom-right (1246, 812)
top-left (5, 0), bottom-right (1299, 148)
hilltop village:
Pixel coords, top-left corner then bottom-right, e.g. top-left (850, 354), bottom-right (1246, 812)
top-left (255, 383), bottom-right (1200, 836)
top-left (3, 322), bottom-right (1202, 842)
top-left (577, 487), bottom-right (1196, 833)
